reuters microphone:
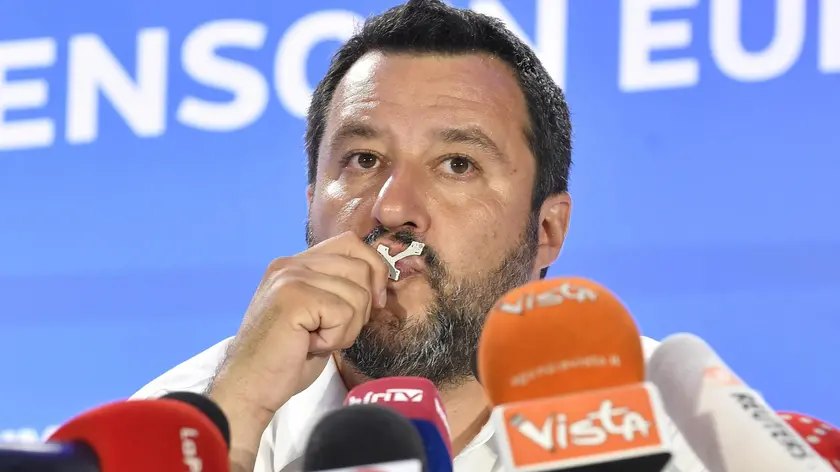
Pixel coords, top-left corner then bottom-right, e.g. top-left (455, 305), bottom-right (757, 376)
top-left (780, 412), bottom-right (840, 470)
top-left (648, 333), bottom-right (834, 472)
top-left (477, 277), bottom-right (673, 472)
top-left (345, 377), bottom-right (452, 472)
top-left (0, 393), bottom-right (229, 472)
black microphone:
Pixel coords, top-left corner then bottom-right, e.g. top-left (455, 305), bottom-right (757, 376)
top-left (303, 404), bottom-right (428, 472)
top-left (160, 391), bottom-right (231, 447)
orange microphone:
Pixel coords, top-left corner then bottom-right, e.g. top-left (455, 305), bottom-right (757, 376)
top-left (477, 277), bottom-right (673, 471)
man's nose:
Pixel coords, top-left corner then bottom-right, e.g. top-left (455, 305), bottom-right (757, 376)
top-left (371, 165), bottom-right (430, 234)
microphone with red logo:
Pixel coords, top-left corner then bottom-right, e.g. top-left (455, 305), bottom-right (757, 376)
top-left (0, 392), bottom-right (229, 472)
top-left (477, 277), bottom-right (674, 471)
top-left (780, 412), bottom-right (840, 470)
top-left (345, 377), bottom-right (452, 472)
top-left (647, 333), bottom-right (834, 472)
top-left (302, 403), bottom-right (426, 472)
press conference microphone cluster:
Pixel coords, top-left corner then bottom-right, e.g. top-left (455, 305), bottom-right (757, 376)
top-left (476, 276), bottom-right (674, 471)
top-left (0, 391), bottom-right (230, 472)
top-left (648, 333), bottom-right (835, 472)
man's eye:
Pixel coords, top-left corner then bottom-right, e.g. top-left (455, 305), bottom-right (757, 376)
top-left (345, 152), bottom-right (380, 170)
top-left (441, 156), bottom-right (475, 175)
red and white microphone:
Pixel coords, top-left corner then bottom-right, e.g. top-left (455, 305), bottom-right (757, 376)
top-left (0, 393), bottom-right (229, 472)
top-left (780, 412), bottom-right (840, 470)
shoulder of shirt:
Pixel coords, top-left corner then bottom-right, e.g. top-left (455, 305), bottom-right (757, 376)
top-left (130, 337), bottom-right (234, 399)
top-left (132, 336), bottom-right (665, 400)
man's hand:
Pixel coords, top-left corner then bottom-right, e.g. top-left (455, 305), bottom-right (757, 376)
top-left (207, 231), bottom-right (390, 471)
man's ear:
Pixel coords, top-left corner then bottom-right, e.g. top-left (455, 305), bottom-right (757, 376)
top-left (306, 184), bottom-right (314, 209)
top-left (534, 192), bottom-right (572, 276)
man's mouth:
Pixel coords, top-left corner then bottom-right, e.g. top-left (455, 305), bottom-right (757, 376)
top-left (375, 240), bottom-right (427, 282)
top-left (393, 257), bottom-right (424, 280)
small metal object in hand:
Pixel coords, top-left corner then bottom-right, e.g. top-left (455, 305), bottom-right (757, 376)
top-left (377, 241), bottom-right (425, 281)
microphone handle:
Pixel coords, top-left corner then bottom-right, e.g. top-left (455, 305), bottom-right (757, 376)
top-left (0, 441), bottom-right (99, 472)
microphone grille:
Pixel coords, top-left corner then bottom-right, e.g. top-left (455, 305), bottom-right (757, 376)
top-left (303, 404), bottom-right (427, 471)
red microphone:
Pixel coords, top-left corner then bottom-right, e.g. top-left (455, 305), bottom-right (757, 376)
top-left (345, 377), bottom-right (453, 471)
top-left (8, 396), bottom-right (230, 472)
top-left (780, 412), bottom-right (840, 470)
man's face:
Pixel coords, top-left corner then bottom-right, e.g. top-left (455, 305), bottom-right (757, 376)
top-left (306, 51), bottom-right (564, 388)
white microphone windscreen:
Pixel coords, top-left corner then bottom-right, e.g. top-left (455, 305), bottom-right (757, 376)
top-left (646, 333), bottom-right (740, 426)
top-left (647, 333), bottom-right (833, 472)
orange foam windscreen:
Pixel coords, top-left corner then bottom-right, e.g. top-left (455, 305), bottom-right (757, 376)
top-left (478, 276), bottom-right (645, 406)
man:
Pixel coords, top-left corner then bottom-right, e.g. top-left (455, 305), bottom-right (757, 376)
top-left (132, 1), bottom-right (707, 471)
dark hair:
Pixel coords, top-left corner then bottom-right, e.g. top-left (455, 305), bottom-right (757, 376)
top-left (305, 0), bottom-right (572, 279)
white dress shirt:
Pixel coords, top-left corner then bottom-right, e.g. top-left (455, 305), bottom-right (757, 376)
top-left (131, 336), bottom-right (707, 472)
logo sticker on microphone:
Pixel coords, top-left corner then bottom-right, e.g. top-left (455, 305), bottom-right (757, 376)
top-left (732, 392), bottom-right (822, 462)
top-left (180, 427), bottom-right (202, 472)
top-left (499, 384), bottom-right (663, 466)
top-left (346, 388), bottom-right (424, 405)
top-left (495, 282), bottom-right (597, 315)
top-left (703, 365), bottom-right (743, 386)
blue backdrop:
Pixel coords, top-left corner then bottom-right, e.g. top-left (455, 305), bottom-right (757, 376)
top-left (1, 0), bottom-right (838, 441)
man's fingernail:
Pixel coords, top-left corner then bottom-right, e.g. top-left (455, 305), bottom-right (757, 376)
top-left (379, 290), bottom-right (388, 307)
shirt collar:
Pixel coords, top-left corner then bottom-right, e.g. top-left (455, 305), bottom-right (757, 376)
top-left (285, 357), bottom-right (348, 452)
top-left (458, 416), bottom-right (496, 458)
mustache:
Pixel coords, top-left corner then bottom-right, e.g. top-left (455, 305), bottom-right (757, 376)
top-left (363, 226), bottom-right (442, 272)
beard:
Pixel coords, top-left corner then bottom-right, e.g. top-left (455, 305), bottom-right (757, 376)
top-left (305, 214), bottom-right (539, 390)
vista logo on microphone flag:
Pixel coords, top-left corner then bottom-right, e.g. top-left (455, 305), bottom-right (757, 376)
top-left (494, 280), bottom-right (598, 315)
top-left (493, 383), bottom-right (672, 469)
